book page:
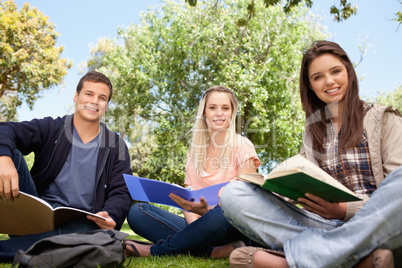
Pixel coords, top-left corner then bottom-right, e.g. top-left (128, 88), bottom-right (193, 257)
top-left (0, 192), bottom-right (54, 235)
top-left (0, 192), bottom-right (108, 236)
top-left (53, 207), bottom-right (107, 227)
top-left (268, 155), bottom-right (355, 195)
top-left (236, 173), bottom-right (265, 185)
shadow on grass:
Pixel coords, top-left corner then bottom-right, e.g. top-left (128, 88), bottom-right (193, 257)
top-left (0, 220), bottom-right (230, 268)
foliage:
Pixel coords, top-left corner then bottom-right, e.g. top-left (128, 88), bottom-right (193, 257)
top-left (374, 85), bottom-right (402, 111)
top-left (86, 0), bottom-right (327, 183)
top-left (395, 0), bottom-right (402, 31)
top-left (24, 152), bottom-right (34, 170)
top-left (186, 0), bottom-right (357, 24)
top-left (0, 0), bottom-right (72, 121)
top-left (397, 11), bottom-right (402, 30)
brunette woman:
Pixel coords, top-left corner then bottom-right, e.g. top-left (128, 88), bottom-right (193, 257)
top-left (221, 40), bottom-right (402, 267)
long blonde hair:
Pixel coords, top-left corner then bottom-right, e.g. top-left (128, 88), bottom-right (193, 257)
top-left (189, 85), bottom-right (239, 180)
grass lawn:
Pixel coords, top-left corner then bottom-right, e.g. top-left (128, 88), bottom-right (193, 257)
top-left (0, 221), bottom-right (230, 268)
top-left (119, 221), bottom-right (230, 268)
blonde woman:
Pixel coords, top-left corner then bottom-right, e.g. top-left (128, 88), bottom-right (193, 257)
top-left (125, 86), bottom-right (260, 258)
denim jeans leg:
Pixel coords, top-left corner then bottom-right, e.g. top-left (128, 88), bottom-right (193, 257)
top-left (55, 217), bottom-right (99, 235)
top-left (12, 149), bottom-right (37, 196)
top-left (284, 166), bottom-right (402, 268)
top-left (0, 230), bottom-right (59, 262)
top-left (127, 203), bottom-right (187, 243)
top-left (220, 181), bottom-right (342, 251)
top-left (0, 217), bottom-right (99, 262)
top-left (150, 206), bottom-right (244, 257)
top-left (0, 150), bottom-right (99, 262)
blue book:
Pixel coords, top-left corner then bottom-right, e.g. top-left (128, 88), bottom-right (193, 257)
top-left (123, 174), bottom-right (228, 209)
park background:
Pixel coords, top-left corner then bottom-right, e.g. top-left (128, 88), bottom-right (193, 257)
top-left (1, 1), bottom-right (402, 267)
top-left (13, 0), bottom-right (401, 122)
top-left (4, 0), bottom-right (402, 183)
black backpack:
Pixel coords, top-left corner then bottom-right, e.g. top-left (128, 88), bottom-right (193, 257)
top-left (12, 229), bottom-right (129, 268)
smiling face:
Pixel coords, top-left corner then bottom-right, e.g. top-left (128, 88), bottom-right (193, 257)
top-left (203, 92), bottom-right (232, 133)
top-left (73, 81), bottom-right (110, 123)
top-left (308, 53), bottom-right (349, 105)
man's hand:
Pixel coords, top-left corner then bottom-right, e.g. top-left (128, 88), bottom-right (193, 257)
top-left (86, 211), bottom-right (116, 229)
top-left (0, 156), bottom-right (20, 201)
top-left (298, 193), bottom-right (347, 220)
top-left (169, 193), bottom-right (210, 216)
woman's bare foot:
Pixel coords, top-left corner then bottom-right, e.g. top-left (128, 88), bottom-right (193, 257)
top-left (211, 240), bottom-right (246, 259)
top-left (211, 243), bottom-right (235, 258)
top-left (124, 240), bottom-right (152, 257)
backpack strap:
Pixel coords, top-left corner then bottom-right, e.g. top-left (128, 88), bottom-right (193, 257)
top-left (12, 250), bottom-right (32, 268)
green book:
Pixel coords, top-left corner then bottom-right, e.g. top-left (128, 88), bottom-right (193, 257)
top-left (237, 155), bottom-right (361, 203)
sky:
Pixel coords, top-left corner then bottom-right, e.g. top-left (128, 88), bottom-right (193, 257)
top-left (13, 0), bottom-right (402, 122)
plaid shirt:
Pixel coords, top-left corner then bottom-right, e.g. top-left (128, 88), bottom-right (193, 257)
top-left (318, 118), bottom-right (376, 196)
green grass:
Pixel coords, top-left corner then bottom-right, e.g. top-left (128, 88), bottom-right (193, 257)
top-left (0, 221), bottom-right (230, 268)
top-left (122, 255), bottom-right (229, 267)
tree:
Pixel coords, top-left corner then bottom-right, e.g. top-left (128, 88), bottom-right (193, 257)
top-left (0, 0), bottom-right (72, 121)
top-left (374, 85), bottom-right (402, 111)
top-left (188, 0), bottom-right (402, 28)
top-left (395, 0), bottom-right (402, 30)
top-left (186, 0), bottom-right (358, 23)
top-left (86, 0), bottom-right (327, 183)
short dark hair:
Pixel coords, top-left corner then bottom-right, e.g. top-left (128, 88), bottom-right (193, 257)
top-left (76, 71), bottom-right (113, 101)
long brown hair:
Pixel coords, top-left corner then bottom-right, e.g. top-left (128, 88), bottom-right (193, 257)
top-left (300, 40), bottom-right (364, 153)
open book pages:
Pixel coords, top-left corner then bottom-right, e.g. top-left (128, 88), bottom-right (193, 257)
top-left (237, 154), bottom-right (360, 202)
top-left (268, 155), bottom-right (356, 195)
top-left (0, 192), bottom-right (107, 236)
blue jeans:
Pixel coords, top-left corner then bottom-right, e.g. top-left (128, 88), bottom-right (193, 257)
top-left (128, 202), bottom-right (187, 243)
top-left (127, 202), bottom-right (249, 257)
top-left (220, 166), bottom-right (402, 267)
top-left (13, 149), bottom-right (37, 196)
top-left (0, 149), bottom-right (99, 262)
